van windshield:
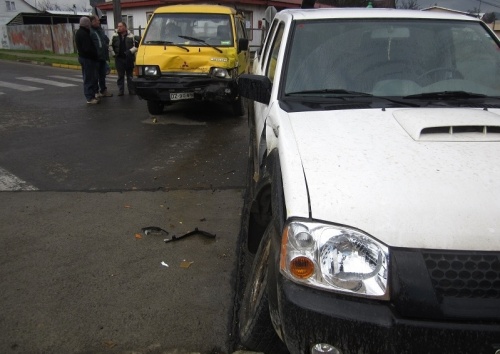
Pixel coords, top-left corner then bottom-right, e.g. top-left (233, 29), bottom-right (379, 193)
top-left (143, 13), bottom-right (233, 47)
top-left (284, 19), bottom-right (500, 98)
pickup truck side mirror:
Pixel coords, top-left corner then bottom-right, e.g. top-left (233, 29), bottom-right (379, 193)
top-left (238, 74), bottom-right (272, 104)
top-left (238, 38), bottom-right (249, 53)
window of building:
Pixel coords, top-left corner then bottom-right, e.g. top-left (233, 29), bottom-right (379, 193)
top-left (6, 1), bottom-right (16, 11)
top-left (121, 14), bottom-right (134, 32)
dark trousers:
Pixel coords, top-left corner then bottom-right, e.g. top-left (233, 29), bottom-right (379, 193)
top-left (97, 60), bottom-right (108, 94)
top-left (115, 56), bottom-right (135, 94)
top-left (78, 57), bottom-right (98, 101)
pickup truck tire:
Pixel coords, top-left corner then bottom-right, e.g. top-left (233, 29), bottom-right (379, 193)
top-left (147, 101), bottom-right (164, 115)
top-left (232, 96), bottom-right (245, 116)
top-left (239, 222), bottom-right (286, 353)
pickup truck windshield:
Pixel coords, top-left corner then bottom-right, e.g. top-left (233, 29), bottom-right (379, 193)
top-left (143, 13), bottom-right (233, 47)
top-left (284, 19), bottom-right (500, 98)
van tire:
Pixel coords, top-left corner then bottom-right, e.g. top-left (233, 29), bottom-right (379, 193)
top-left (233, 96), bottom-right (245, 116)
top-left (147, 101), bottom-right (164, 115)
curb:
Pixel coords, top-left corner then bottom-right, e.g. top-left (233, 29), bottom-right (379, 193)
top-left (52, 63), bottom-right (81, 70)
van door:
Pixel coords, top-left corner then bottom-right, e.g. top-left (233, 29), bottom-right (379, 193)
top-left (235, 16), bottom-right (249, 75)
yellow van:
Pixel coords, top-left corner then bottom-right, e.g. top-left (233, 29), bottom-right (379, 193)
top-left (134, 4), bottom-right (250, 115)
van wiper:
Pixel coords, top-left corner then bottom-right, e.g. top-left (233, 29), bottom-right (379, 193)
top-left (403, 91), bottom-right (487, 99)
top-left (178, 35), bottom-right (222, 53)
top-left (287, 89), bottom-right (373, 97)
top-left (144, 40), bottom-right (189, 52)
top-left (144, 40), bottom-right (172, 45)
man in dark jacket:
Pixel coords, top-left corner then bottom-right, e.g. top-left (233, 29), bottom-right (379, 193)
top-left (75, 16), bottom-right (99, 104)
top-left (110, 22), bottom-right (138, 96)
top-left (90, 15), bottom-right (112, 98)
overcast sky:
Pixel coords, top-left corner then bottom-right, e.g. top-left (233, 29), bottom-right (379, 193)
top-left (413, 0), bottom-right (500, 13)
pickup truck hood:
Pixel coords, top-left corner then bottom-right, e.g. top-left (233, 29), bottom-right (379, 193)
top-left (287, 108), bottom-right (500, 250)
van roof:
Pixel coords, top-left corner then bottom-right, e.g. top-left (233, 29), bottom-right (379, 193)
top-left (153, 4), bottom-right (237, 15)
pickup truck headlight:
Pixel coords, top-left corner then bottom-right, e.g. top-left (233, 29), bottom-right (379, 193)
top-left (280, 220), bottom-right (389, 299)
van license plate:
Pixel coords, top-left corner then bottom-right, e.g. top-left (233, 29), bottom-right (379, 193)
top-left (170, 92), bottom-right (194, 101)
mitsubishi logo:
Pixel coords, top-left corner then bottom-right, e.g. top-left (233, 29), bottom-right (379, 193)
top-left (182, 61), bottom-right (189, 68)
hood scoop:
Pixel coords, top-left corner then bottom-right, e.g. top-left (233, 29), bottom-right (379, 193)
top-left (394, 108), bottom-right (500, 141)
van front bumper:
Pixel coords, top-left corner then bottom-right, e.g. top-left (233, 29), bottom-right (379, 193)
top-left (134, 75), bottom-right (238, 103)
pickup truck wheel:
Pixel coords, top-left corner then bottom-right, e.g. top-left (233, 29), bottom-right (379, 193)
top-left (147, 101), bottom-right (164, 115)
top-left (232, 96), bottom-right (245, 116)
top-left (239, 223), bottom-right (286, 353)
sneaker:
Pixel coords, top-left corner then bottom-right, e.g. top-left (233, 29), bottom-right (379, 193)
top-left (101, 90), bottom-right (113, 97)
top-left (118, 91), bottom-right (124, 96)
top-left (95, 93), bottom-right (102, 99)
top-left (87, 98), bottom-right (100, 104)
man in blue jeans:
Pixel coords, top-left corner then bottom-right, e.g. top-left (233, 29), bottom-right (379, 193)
top-left (90, 15), bottom-right (113, 98)
top-left (75, 16), bottom-right (99, 104)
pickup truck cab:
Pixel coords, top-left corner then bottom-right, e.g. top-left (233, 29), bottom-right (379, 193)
top-left (134, 4), bottom-right (249, 115)
top-left (238, 7), bottom-right (500, 354)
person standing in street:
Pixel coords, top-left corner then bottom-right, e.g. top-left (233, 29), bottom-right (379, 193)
top-left (90, 15), bottom-right (113, 98)
top-left (110, 22), bottom-right (138, 96)
top-left (75, 16), bottom-right (99, 104)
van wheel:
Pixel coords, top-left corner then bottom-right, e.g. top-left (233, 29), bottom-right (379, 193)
top-left (233, 96), bottom-right (245, 116)
top-left (238, 223), bottom-right (287, 353)
top-left (147, 101), bottom-right (164, 115)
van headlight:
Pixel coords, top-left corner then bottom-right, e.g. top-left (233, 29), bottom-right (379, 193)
top-left (210, 67), bottom-right (230, 78)
top-left (140, 65), bottom-right (160, 77)
top-left (280, 220), bottom-right (389, 299)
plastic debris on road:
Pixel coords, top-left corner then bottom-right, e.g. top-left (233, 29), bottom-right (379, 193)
top-left (180, 260), bottom-right (194, 268)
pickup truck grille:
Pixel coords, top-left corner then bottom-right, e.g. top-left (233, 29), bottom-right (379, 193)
top-left (423, 251), bottom-right (500, 299)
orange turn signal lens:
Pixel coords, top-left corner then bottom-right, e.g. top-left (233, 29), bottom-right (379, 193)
top-left (290, 256), bottom-right (315, 279)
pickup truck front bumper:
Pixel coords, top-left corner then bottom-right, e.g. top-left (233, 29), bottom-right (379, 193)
top-left (267, 234), bottom-right (500, 354)
top-left (134, 74), bottom-right (238, 103)
top-left (274, 278), bottom-right (500, 354)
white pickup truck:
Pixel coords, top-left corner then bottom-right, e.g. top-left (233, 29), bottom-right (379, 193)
top-left (237, 6), bottom-right (500, 354)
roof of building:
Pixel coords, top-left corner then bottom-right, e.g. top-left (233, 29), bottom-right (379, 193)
top-left (6, 11), bottom-right (90, 25)
top-left (421, 5), bottom-right (478, 17)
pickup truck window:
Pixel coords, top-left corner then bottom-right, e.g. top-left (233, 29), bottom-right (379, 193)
top-left (283, 19), bottom-right (500, 98)
top-left (261, 19), bottom-right (279, 72)
top-left (266, 23), bottom-right (284, 82)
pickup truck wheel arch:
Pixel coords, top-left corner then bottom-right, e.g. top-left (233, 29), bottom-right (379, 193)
top-left (239, 214), bottom-right (288, 354)
top-left (247, 149), bottom-right (285, 253)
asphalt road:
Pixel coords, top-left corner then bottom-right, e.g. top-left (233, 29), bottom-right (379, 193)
top-left (0, 60), bottom-right (250, 354)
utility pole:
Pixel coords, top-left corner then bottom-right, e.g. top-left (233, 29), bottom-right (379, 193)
top-left (113, 0), bottom-right (121, 29)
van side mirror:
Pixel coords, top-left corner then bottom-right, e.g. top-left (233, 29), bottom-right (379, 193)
top-left (238, 38), bottom-right (249, 53)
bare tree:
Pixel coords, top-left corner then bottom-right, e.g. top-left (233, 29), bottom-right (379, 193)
top-left (395, 0), bottom-right (420, 9)
top-left (36, 0), bottom-right (89, 11)
top-left (467, 7), bottom-right (482, 17)
top-left (318, 0), bottom-right (395, 7)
